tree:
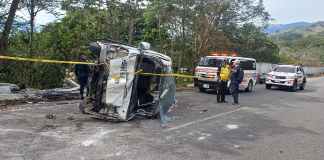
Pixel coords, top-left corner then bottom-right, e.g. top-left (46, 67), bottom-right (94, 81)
top-left (223, 23), bottom-right (279, 62)
top-left (22, 0), bottom-right (59, 54)
top-left (0, 0), bottom-right (20, 54)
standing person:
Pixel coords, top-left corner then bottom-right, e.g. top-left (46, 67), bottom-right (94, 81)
top-left (217, 60), bottom-right (231, 103)
top-left (230, 60), bottom-right (244, 106)
top-left (75, 55), bottom-right (90, 100)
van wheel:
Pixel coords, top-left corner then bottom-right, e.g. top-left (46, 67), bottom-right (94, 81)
top-left (245, 81), bottom-right (253, 92)
top-left (199, 87), bottom-right (206, 92)
top-left (289, 81), bottom-right (297, 92)
top-left (266, 84), bottom-right (272, 89)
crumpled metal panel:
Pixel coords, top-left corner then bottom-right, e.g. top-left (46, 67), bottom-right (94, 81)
top-left (105, 55), bottom-right (137, 120)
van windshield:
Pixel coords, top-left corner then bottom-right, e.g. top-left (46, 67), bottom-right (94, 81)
top-left (274, 66), bottom-right (296, 73)
top-left (198, 58), bottom-right (223, 67)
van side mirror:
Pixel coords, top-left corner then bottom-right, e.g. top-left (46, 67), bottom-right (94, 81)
top-left (138, 42), bottom-right (151, 51)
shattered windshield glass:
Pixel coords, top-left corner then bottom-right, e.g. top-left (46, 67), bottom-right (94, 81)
top-left (159, 65), bottom-right (176, 124)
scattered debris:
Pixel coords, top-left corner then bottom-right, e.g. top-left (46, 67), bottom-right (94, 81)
top-left (46, 113), bottom-right (56, 120)
top-left (190, 106), bottom-right (209, 113)
top-left (0, 83), bottom-right (20, 94)
top-left (248, 134), bottom-right (254, 138)
top-left (0, 80), bottom-right (80, 108)
top-left (233, 145), bottom-right (240, 149)
top-left (198, 136), bottom-right (206, 141)
top-left (67, 115), bottom-right (74, 121)
top-left (200, 109), bottom-right (208, 113)
top-left (42, 124), bottom-right (58, 130)
top-left (226, 124), bottom-right (239, 130)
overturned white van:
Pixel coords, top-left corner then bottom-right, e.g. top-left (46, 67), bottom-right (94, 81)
top-left (79, 40), bottom-right (176, 121)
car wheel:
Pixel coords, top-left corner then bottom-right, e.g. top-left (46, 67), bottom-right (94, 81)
top-left (199, 87), bottom-right (206, 92)
top-left (245, 81), bottom-right (253, 92)
top-left (300, 82), bottom-right (306, 90)
top-left (289, 81), bottom-right (297, 92)
top-left (266, 84), bottom-right (272, 89)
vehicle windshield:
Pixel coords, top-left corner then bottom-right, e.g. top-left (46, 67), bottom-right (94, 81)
top-left (198, 58), bottom-right (223, 67)
top-left (273, 66), bottom-right (296, 73)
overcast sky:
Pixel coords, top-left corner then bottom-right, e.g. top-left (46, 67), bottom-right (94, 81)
top-left (26, 0), bottom-right (324, 26)
top-left (264, 0), bottom-right (324, 24)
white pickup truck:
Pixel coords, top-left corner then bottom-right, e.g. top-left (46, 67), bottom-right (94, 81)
top-left (265, 65), bottom-right (307, 92)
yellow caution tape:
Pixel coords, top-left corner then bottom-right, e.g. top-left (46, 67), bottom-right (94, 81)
top-left (0, 55), bottom-right (196, 78)
top-left (135, 69), bottom-right (196, 79)
top-left (0, 55), bottom-right (95, 65)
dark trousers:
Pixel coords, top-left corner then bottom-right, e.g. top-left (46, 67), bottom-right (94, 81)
top-left (78, 77), bottom-right (89, 99)
top-left (217, 81), bottom-right (227, 102)
top-left (230, 83), bottom-right (239, 104)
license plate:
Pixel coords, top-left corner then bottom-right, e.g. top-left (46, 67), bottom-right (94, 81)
top-left (203, 84), bottom-right (210, 88)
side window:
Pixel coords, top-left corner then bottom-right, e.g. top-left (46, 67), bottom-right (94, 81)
top-left (252, 61), bottom-right (256, 70)
top-left (240, 60), bottom-right (255, 70)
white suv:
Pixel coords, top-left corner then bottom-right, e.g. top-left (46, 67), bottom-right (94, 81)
top-left (265, 65), bottom-right (306, 92)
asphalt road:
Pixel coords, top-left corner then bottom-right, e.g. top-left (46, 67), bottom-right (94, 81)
top-left (1, 77), bottom-right (324, 160)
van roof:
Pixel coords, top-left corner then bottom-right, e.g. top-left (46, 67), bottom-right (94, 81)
top-left (204, 56), bottom-right (256, 61)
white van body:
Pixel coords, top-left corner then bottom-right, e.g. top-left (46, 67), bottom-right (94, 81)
top-left (195, 56), bottom-right (257, 92)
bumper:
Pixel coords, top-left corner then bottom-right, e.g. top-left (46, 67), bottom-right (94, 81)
top-left (265, 79), bottom-right (294, 87)
top-left (198, 80), bottom-right (218, 89)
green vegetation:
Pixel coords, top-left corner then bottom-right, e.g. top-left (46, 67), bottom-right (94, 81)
top-left (271, 22), bottom-right (324, 66)
top-left (0, 0), bottom-right (280, 88)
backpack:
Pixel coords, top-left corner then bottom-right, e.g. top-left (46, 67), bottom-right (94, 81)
top-left (220, 65), bottom-right (230, 81)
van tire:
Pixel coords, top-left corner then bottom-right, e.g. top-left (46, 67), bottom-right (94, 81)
top-left (199, 87), bottom-right (206, 92)
top-left (245, 81), bottom-right (253, 92)
top-left (266, 84), bottom-right (272, 89)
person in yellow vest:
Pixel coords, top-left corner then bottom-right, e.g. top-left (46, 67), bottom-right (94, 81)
top-left (217, 59), bottom-right (231, 103)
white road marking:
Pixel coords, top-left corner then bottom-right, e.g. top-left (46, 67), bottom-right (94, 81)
top-left (165, 107), bottom-right (247, 132)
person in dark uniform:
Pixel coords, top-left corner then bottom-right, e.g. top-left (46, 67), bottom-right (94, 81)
top-left (230, 60), bottom-right (244, 105)
top-left (75, 55), bottom-right (90, 99)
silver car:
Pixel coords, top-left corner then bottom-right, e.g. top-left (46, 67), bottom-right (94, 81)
top-left (265, 65), bottom-right (306, 92)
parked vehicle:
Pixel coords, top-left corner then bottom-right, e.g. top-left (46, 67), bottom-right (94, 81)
top-left (265, 65), bottom-right (306, 92)
top-left (194, 56), bottom-right (257, 92)
top-left (79, 40), bottom-right (176, 121)
top-left (258, 73), bottom-right (267, 84)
